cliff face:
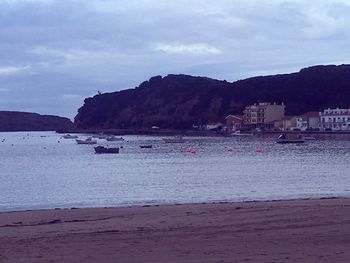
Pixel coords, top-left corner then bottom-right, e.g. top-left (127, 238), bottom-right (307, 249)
top-left (0, 111), bottom-right (74, 132)
top-left (74, 65), bottom-right (350, 130)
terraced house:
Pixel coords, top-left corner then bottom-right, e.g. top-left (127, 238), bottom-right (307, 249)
top-left (320, 108), bottom-right (350, 131)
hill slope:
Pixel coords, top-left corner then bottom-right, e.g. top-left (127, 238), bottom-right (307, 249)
top-left (74, 65), bottom-right (350, 129)
top-left (0, 111), bottom-right (74, 132)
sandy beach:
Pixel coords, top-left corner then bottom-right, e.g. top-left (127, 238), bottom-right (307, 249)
top-left (1, 198), bottom-right (350, 262)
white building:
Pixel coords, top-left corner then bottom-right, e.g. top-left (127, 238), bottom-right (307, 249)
top-left (320, 108), bottom-right (350, 131)
top-left (273, 116), bottom-right (297, 131)
top-left (225, 115), bottom-right (243, 132)
top-left (296, 112), bottom-right (320, 131)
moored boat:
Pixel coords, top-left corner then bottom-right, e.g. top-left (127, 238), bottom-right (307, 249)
top-left (76, 137), bottom-right (97, 145)
top-left (106, 136), bottom-right (125, 141)
top-left (276, 134), bottom-right (305, 144)
top-left (303, 136), bottom-right (316, 140)
top-left (62, 134), bottom-right (78, 139)
top-left (163, 136), bottom-right (185, 143)
top-left (140, 145), bottom-right (152, 148)
top-left (94, 146), bottom-right (119, 154)
top-left (231, 131), bottom-right (253, 136)
top-left (92, 133), bottom-right (108, 139)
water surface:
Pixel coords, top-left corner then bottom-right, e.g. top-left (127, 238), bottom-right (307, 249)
top-left (0, 132), bottom-right (349, 211)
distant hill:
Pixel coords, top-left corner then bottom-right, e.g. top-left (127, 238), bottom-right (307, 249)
top-left (74, 64), bottom-right (350, 130)
top-left (0, 111), bottom-right (74, 132)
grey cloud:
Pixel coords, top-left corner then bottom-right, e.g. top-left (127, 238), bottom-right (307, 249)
top-left (1, 0), bottom-right (350, 118)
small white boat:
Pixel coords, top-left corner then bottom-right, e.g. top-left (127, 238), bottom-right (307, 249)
top-left (231, 131), bottom-right (253, 136)
top-left (62, 134), bottom-right (78, 139)
top-left (106, 136), bottom-right (125, 141)
top-left (76, 137), bottom-right (97, 145)
top-left (163, 136), bottom-right (185, 143)
top-left (92, 133), bottom-right (109, 139)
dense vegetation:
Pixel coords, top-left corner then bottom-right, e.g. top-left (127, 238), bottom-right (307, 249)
top-left (0, 111), bottom-right (73, 132)
top-left (74, 65), bottom-right (350, 129)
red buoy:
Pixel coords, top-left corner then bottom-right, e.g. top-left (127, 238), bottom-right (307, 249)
top-left (227, 147), bottom-right (234, 153)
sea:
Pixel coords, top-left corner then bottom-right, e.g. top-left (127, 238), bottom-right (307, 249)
top-left (0, 131), bottom-right (349, 211)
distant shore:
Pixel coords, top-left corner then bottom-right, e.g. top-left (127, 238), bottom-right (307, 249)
top-left (2, 128), bottom-right (350, 136)
top-left (1, 197), bottom-right (350, 262)
top-left (56, 128), bottom-right (350, 136)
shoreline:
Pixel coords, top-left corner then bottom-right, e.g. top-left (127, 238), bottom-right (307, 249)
top-left (0, 195), bottom-right (345, 213)
top-left (1, 197), bottom-right (350, 262)
top-left (54, 128), bottom-right (350, 136)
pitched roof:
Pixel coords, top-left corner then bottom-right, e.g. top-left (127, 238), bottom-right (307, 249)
top-left (225, 115), bottom-right (242, 120)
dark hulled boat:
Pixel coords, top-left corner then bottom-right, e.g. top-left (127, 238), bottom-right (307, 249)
top-left (276, 134), bottom-right (305, 144)
top-left (140, 145), bottom-right (152, 148)
top-left (94, 146), bottom-right (119, 154)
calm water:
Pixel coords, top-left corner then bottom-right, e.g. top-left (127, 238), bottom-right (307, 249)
top-left (0, 131), bottom-right (349, 211)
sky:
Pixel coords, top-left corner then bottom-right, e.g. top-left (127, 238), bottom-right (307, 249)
top-left (1, 0), bottom-right (350, 119)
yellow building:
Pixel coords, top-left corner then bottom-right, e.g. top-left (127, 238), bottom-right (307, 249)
top-left (243, 102), bottom-right (285, 129)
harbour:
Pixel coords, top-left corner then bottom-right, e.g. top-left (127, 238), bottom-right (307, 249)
top-left (1, 131), bottom-right (349, 212)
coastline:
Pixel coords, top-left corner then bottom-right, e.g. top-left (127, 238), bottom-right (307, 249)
top-left (1, 197), bottom-right (350, 262)
top-left (55, 127), bottom-right (350, 136)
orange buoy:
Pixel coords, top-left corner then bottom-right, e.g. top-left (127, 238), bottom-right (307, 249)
top-left (256, 147), bottom-right (262, 153)
top-left (185, 148), bottom-right (192, 152)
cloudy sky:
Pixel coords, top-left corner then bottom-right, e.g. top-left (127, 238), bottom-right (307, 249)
top-left (0, 0), bottom-right (350, 119)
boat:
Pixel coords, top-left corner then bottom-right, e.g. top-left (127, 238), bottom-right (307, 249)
top-left (91, 133), bottom-right (109, 139)
top-left (303, 136), bottom-right (316, 140)
top-left (163, 136), bottom-right (185, 143)
top-left (106, 136), bottom-right (125, 141)
top-left (231, 131), bottom-right (253, 136)
top-left (140, 145), bottom-right (152, 148)
top-left (94, 146), bottom-right (119, 154)
top-left (76, 137), bottom-right (97, 145)
top-left (92, 134), bottom-right (106, 139)
top-left (62, 134), bottom-right (78, 139)
top-left (276, 134), bottom-right (305, 144)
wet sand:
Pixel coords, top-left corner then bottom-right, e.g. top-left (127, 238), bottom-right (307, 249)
top-left (1, 198), bottom-right (350, 262)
